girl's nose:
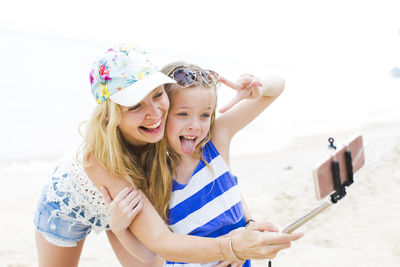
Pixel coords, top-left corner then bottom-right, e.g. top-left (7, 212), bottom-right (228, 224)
top-left (187, 118), bottom-right (201, 131)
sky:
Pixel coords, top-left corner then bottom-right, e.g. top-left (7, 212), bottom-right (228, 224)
top-left (3, 0), bottom-right (399, 65)
top-left (1, 0), bottom-right (400, 161)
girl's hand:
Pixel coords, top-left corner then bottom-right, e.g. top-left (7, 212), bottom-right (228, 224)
top-left (100, 186), bottom-right (143, 233)
top-left (218, 74), bottom-right (263, 113)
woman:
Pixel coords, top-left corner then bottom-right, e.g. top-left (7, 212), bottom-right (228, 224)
top-left (34, 44), bottom-right (302, 267)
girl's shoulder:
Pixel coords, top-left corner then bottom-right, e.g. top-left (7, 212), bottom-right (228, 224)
top-left (202, 140), bottom-right (221, 162)
top-left (209, 130), bottom-right (231, 163)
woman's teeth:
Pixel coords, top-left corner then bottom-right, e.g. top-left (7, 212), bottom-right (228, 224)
top-left (142, 120), bottom-right (161, 129)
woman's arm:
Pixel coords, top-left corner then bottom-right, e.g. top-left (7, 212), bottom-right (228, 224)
top-left (84, 155), bottom-right (302, 262)
top-left (102, 188), bottom-right (251, 266)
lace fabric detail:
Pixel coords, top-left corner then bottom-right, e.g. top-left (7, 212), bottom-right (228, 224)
top-left (45, 152), bottom-right (110, 233)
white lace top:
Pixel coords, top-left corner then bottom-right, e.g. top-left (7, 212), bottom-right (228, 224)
top-left (45, 151), bottom-right (110, 232)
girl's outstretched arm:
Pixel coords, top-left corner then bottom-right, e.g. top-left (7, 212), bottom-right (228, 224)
top-left (212, 74), bottom-right (285, 160)
top-left (100, 186), bottom-right (157, 263)
top-left (84, 155), bottom-right (302, 263)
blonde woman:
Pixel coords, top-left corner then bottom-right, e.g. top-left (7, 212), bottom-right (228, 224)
top-left (34, 45), bottom-right (302, 267)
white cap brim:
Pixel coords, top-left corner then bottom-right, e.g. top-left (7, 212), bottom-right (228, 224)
top-left (110, 72), bottom-right (176, 107)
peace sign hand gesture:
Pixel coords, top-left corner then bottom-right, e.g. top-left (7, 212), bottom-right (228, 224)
top-left (218, 74), bottom-right (263, 113)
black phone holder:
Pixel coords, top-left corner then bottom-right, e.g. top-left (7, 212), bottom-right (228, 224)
top-left (328, 137), bottom-right (354, 203)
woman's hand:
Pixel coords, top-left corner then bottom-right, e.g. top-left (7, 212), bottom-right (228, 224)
top-left (218, 74), bottom-right (263, 113)
top-left (100, 186), bottom-right (143, 233)
top-left (231, 221), bottom-right (303, 260)
top-left (214, 227), bottom-right (247, 267)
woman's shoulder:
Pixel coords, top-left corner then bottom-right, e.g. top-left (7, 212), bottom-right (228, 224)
top-left (83, 153), bottom-right (109, 183)
top-left (84, 153), bottom-right (133, 199)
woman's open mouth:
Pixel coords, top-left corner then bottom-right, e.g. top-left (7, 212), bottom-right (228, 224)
top-left (139, 120), bottom-right (162, 134)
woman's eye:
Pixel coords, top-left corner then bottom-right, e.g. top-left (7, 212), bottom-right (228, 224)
top-left (154, 91), bottom-right (164, 99)
top-left (128, 104), bottom-right (141, 111)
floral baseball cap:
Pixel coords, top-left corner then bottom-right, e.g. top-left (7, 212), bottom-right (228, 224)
top-left (89, 44), bottom-right (176, 106)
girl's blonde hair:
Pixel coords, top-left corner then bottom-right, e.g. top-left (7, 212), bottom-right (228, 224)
top-left (161, 61), bottom-right (218, 175)
top-left (82, 99), bottom-right (172, 222)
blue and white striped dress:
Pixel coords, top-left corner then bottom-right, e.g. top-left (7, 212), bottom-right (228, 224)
top-left (166, 141), bottom-right (250, 267)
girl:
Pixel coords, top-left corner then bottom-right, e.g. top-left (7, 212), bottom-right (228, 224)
top-left (105, 61), bottom-right (295, 267)
top-left (35, 45), bottom-right (302, 267)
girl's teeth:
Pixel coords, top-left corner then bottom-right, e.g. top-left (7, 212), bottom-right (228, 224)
top-left (143, 120), bottom-right (161, 129)
top-left (183, 136), bottom-right (196, 140)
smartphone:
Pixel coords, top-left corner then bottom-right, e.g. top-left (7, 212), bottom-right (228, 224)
top-left (280, 135), bottom-right (365, 234)
top-left (313, 134), bottom-right (365, 200)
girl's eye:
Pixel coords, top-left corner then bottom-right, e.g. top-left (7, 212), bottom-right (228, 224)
top-left (201, 113), bottom-right (211, 118)
top-left (177, 112), bottom-right (188, 117)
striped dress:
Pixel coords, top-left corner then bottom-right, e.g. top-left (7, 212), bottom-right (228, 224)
top-left (166, 141), bottom-right (251, 267)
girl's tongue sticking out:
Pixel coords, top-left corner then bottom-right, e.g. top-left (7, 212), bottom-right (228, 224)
top-left (180, 136), bottom-right (197, 154)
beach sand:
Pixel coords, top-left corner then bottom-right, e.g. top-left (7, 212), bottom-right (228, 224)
top-left (1, 121), bottom-right (399, 266)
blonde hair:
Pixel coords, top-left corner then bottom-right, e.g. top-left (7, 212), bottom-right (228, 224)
top-left (82, 99), bottom-right (172, 222)
top-left (161, 61), bottom-right (218, 175)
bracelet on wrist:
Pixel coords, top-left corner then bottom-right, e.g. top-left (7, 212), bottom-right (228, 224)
top-left (229, 238), bottom-right (245, 261)
top-left (219, 238), bottom-right (233, 261)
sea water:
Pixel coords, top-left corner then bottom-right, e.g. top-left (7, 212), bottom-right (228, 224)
top-left (1, 30), bottom-right (399, 163)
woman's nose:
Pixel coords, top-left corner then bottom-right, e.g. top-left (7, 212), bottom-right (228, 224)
top-left (144, 103), bottom-right (161, 119)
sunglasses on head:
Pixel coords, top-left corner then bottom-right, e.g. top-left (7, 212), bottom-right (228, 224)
top-left (171, 68), bottom-right (220, 88)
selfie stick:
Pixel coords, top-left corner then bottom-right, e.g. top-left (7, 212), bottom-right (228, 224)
top-left (282, 138), bottom-right (355, 234)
